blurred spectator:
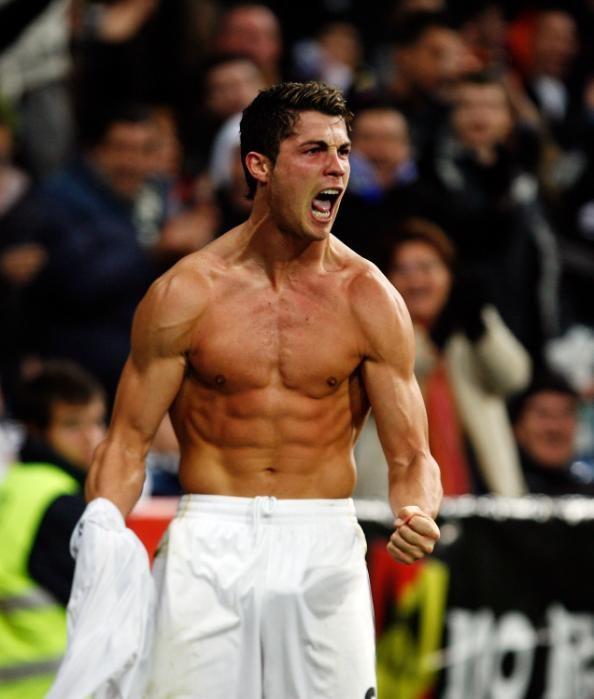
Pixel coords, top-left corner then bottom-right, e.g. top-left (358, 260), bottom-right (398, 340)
top-left (0, 0), bottom-right (74, 178)
top-left (209, 115), bottom-right (253, 232)
top-left (0, 360), bottom-right (106, 697)
top-left (508, 7), bottom-right (589, 153)
top-left (4, 104), bottom-right (166, 403)
top-left (182, 53), bottom-right (265, 174)
top-left (348, 105), bottom-right (413, 194)
top-left (384, 10), bottom-right (478, 157)
top-left (140, 105), bottom-right (219, 263)
top-left (394, 0), bottom-right (445, 13)
top-left (0, 107), bottom-right (45, 408)
top-left (336, 103), bottom-right (428, 262)
top-left (522, 9), bottom-right (579, 142)
top-left (73, 0), bottom-right (160, 124)
top-left (291, 21), bottom-right (376, 100)
top-left (419, 71), bottom-right (560, 358)
top-left (202, 55), bottom-right (265, 124)
top-left (547, 326), bottom-right (594, 468)
top-left (212, 4), bottom-right (283, 86)
top-left (509, 371), bottom-right (594, 496)
top-left (458, 1), bottom-right (507, 73)
top-left (548, 144), bottom-right (594, 330)
top-left (356, 218), bottom-right (530, 498)
top-left (0, 105), bottom-right (29, 215)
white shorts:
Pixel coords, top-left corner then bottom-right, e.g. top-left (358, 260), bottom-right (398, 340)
top-left (146, 495), bottom-right (377, 699)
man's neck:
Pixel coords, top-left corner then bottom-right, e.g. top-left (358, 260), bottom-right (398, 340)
top-left (239, 200), bottom-right (332, 286)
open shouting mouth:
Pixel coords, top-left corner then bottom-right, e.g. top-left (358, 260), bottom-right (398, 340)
top-left (311, 188), bottom-right (341, 221)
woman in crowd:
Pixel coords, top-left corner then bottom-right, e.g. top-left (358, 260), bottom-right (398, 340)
top-left (356, 217), bottom-right (531, 498)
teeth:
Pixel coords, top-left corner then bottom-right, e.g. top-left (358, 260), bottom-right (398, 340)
top-left (320, 189), bottom-right (339, 195)
top-left (312, 209), bottom-right (331, 220)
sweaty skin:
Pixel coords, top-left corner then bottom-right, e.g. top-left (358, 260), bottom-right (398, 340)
top-left (86, 110), bottom-right (442, 564)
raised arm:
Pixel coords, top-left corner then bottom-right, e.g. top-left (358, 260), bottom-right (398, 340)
top-left (85, 265), bottom-right (206, 517)
top-left (352, 267), bottom-right (442, 564)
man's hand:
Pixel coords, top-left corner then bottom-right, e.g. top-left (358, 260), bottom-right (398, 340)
top-left (387, 505), bottom-right (440, 565)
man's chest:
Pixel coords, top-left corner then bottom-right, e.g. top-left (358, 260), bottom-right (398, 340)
top-left (186, 281), bottom-right (363, 397)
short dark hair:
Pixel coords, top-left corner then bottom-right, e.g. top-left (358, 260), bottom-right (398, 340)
top-left (391, 11), bottom-right (454, 48)
top-left (352, 99), bottom-right (406, 121)
top-left (508, 371), bottom-right (579, 425)
top-left (454, 70), bottom-right (513, 107)
top-left (12, 360), bottom-right (105, 430)
top-left (81, 102), bottom-right (154, 149)
top-left (240, 81), bottom-right (353, 198)
top-left (386, 217), bottom-right (456, 274)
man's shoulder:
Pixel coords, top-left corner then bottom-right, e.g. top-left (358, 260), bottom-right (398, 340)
top-left (148, 240), bottom-right (229, 305)
top-left (333, 239), bottom-right (401, 313)
top-left (136, 236), bottom-right (236, 341)
top-left (333, 241), bottom-right (412, 356)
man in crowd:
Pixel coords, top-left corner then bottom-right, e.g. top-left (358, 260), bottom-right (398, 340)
top-left (336, 102), bottom-right (428, 263)
top-left (509, 372), bottom-right (594, 496)
top-left (7, 104), bottom-right (165, 403)
top-left (387, 10), bottom-right (477, 157)
top-left (213, 4), bottom-right (283, 86)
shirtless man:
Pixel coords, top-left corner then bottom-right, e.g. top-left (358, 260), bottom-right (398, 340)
top-left (85, 82), bottom-right (442, 699)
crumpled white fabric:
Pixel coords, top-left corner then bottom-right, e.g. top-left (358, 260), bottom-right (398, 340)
top-left (47, 498), bottom-right (156, 699)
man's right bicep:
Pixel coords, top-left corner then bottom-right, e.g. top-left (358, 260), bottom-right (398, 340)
top-left (109, 351), bottom-right (186, 444)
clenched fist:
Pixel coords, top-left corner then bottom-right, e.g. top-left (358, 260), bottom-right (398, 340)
top-left (387, 505), bottom-right (440, 564)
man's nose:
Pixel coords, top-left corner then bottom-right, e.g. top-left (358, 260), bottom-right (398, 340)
top-left (324, 149), bottom-right (347, 176)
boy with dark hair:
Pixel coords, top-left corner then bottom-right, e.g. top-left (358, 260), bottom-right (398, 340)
top-left (0, 361), bottom-right (106, 698)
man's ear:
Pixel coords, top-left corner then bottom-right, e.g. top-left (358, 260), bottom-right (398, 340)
top-left (245, 152), bottom-right (271, 187)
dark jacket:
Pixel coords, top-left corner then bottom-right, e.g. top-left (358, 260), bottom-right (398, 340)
top-left (520, 449), bottom-right (594, 497)
top-left (16, 158), bottom-right (162, 401)
top-left (19, 437), bottom-right (87, 604)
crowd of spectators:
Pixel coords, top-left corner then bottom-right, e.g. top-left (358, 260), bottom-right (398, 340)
top-left (1, 0), bottom-right (594, 499)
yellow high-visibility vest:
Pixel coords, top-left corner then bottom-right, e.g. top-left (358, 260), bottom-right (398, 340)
top-left (0, 462), bottom-right (79, 698)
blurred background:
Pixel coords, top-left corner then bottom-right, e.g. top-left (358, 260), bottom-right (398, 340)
top-left (0, 1), bottom-right (593, 697)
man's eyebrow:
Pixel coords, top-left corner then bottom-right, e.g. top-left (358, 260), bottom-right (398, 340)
top-left (299, 139), bottom-right (352, 148)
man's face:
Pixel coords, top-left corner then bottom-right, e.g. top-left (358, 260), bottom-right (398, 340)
top-left (452, 83), bottom-right (513, 150)
top-left (532, 11), bottom-right (577, 79)
top-left (352, 109), bottom-right (410, 184)
top-left (514, 391), bottom-right (578, 469)
top-left (91, 121), bottom-right (158, 200)
top-left (42, 398), bottom-right (106, 471)
top-left (389, 241), bottom-right (452, 326)
top-left (398, 27), bottom-right (467, 96)
top-left (265, 111), bottom-right (350, 241)
top-left (217, 6), bottom-right (282, 72)
top-left (206, 59), bottom-right (266, 120)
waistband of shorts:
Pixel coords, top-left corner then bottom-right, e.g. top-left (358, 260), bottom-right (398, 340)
top-left (176, 494), bottom-right (356, 521)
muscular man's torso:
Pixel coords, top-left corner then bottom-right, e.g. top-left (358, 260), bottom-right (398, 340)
top-left (168, 231), bottom-right (373, 498)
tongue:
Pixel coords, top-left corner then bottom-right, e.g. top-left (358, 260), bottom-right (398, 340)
top-left (312, 197), bottom-right (331, 213)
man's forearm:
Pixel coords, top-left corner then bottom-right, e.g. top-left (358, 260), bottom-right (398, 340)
top-left (85, 440), bottom-right (146, 518)
top-left (388, 452), bottom-right (443, 519)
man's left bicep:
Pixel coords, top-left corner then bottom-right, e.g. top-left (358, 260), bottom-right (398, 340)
top-left (361, 358), bottom-right (430, 467)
